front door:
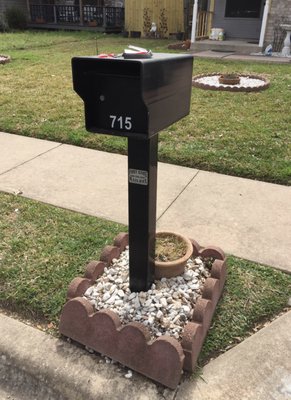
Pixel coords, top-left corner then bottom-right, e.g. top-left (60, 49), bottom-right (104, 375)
top-left (212, 0), bottom-right (264, 40)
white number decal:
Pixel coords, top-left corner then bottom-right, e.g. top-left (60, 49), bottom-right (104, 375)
top-left (109, 115), bottom-right (132, 131)
top-left (110, 115), bottom-right (116, 128)
top-left (125, 117), bottom-right (133, 131)
top-left (117, 116), bottom-right (123, 129)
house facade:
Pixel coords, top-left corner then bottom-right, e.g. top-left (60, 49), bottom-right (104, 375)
top-left (264, 0), bottom-right (291, 43)
top-left (1, 0), bottom-right (290, 50)
top-left (211, 0), bottom-right (265, 40)
top-left (190, 0), bottom-right (291, 48)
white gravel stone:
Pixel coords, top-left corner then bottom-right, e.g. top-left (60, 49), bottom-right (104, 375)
top-left (109, 284), bottom-right (117, 294)
top-left (107, 295), bottom-right (116, 305)
top-left (117, 289), bottom-right (125, 298)
top-left (160, 298), bottom-right (168, 308)
top-left (125, 370), bottom-right (133, 379)
top-left (102, 292), bottom-right (111, 301)
top-left (83, 249), bottom-right (212, 341)
top-left (144, 299), bottom-right (152, 307)
top-left (133, 296), bottom-right (140, 309)
top-left (95, 283), bottom-right (103, 291)
top-left (85, 287), bottom-right (94, 297)
top-left (128, 292), bottom-right (136, 301)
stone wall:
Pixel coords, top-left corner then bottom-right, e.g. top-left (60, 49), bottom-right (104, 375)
top-left (265, 0), bottom-right (291, 45)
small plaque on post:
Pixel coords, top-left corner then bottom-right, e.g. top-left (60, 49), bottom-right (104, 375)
top-left (129, 169), bottom-right (148, 186)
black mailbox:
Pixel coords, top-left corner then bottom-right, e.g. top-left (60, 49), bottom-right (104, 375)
top-left (72, 53), bottom-right (193, 139)
top-left (72, 51), bottom-right (194, 292)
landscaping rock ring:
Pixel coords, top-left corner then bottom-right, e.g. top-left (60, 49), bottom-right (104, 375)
top-left (0, 55), bottom-right (11, 65)
top-left (192, 73), bottom-right (270, 92)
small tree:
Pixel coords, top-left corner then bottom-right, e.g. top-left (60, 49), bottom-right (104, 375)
top-left (5, 7), bottom-right (27, 30)
top-left (143, 8), bottom-right (152, 37)
top-left (0, 14), bottom-right (9, 32)
top-left (159, 8), bottom-right (168, 38)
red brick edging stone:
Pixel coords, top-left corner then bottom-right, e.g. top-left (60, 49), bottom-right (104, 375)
top-left (0, 55), bottom-right (11, 65)
top-left (59, 232), bottom-right (227, 389)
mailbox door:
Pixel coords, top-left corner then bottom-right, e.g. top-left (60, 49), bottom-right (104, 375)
top-left (72, 58), bottom-right (149, 138)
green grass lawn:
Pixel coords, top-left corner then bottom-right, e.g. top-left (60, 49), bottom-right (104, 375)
top-left (1, 192), bottom-right (290, 364)
top-left (0, 31), bottom-right (290, 185)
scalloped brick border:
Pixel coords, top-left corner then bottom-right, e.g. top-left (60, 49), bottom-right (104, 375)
top-left (192, 73), bottom-right (270, 92)
top-left (59, 232), bottom-right (227, 389)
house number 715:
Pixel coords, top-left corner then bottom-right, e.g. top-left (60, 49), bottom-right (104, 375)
top-left (110, 115), bottom-right (132, 131)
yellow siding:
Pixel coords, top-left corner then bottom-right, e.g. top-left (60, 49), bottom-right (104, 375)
top-left (125, 0), bottom-right (184, 37)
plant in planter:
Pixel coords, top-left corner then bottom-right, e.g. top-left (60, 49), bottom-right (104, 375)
top-left (35, 17), bottom-right (46, 24)
top-left (219, 73), bottom-right (240, 85)
top-left (88, 19), bottom-right (97, 27)
top-left (155, 231), bottom-right (193, 279)
top-left (123, 22), bottom-right (131, 38)
top-left (176, 31), bottom-right (184, 41)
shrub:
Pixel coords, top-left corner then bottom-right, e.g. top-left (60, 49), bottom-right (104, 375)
top-left (0, 13), bottom-right (9, 32)
top-left (5, 7), bottom-right (27, 30)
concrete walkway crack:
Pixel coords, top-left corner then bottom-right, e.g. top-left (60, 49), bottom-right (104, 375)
top-left (157, 170), bottom-right (200, 222)
top-left (0, 143), bottom-right (63, 177)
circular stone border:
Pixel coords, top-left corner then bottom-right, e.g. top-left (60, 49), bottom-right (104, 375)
top-left (0, 55), bottom-right (11, 65)
top-left (192, 73), bottom-right (270, 92)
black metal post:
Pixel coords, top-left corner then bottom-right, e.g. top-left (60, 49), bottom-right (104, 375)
top-left (128, 135), bottom-right (158, 292)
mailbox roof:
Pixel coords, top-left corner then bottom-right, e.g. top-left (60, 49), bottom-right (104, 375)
top-left (74, 52), bottom-right (193, 64)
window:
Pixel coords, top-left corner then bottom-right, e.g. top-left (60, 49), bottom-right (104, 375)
top-left (199, 0), bottom-right (208, 12)
top-left (225, 0), bottom-right (262, 18)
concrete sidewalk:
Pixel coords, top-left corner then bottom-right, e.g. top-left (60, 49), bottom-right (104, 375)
top-left (0, 131), bottom-right (291, 273)
top-left (192, 50), bottom-right (291, 63)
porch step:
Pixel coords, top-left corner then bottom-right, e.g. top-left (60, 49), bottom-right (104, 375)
top-left (191, 39), bottom-right (262, 55)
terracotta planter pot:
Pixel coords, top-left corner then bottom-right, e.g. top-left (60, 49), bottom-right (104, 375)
top-left (35, 17), bottom-right (46, 24)
top-left (130, 31), bottom-right (141, 38)
top-left (219, 74), bottom-right (240, 85)
top-left (176, 32), bottom-right (184, 41)
top-left (154, 231), bottom-right (193, 279)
